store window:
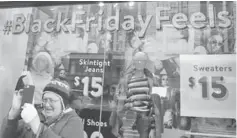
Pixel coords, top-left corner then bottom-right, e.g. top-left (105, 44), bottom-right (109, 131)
top-left (0, 1), bottom-right (236, 138)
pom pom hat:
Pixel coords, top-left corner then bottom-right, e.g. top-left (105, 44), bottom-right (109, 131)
top-left (43, 79), bottom-right (71, 111)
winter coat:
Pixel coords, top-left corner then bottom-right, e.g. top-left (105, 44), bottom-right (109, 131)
top-left (1, 110), bottom-right (84, 138)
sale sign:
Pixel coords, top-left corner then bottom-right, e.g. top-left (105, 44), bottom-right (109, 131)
top-left (180, 54), bottom-right (236, 118)
top-left (79, 108), bottom-right (116, 138)
top-left (67, 53), bottom-right (112, 98)
top-left (67, 53), bottom-right (124, 99)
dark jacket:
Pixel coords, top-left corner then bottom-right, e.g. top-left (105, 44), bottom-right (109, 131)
top-left (1, 110), bottom-right (84, 138)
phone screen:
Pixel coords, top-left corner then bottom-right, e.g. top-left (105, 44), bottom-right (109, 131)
top-left (21, 85), bottom-right (35, 106)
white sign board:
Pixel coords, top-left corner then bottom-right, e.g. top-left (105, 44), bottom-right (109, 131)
top-left (180, 55), bottom-right (236, 118)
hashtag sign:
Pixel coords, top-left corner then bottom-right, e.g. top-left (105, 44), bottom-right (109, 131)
top-left (3, 21), bottom-right (12, 35)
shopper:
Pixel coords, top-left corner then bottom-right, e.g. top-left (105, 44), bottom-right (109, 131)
top-left (1, 79), bottom-right (84, 138)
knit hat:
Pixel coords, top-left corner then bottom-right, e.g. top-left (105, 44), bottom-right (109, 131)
top-left (43, 79), bottom-right (71, 110)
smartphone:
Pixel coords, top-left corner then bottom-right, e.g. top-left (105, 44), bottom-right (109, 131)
top-left (21, 85), bottom-right (35, 106)
top-left (15, 75), bottom-right (26, 91)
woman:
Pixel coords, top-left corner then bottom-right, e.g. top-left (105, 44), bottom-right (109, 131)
top-left (1, 79), bottom-right (84, 138)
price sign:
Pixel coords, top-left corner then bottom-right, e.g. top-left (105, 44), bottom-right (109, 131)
top-left (68, 53), bottom-right (111, 98)
top-left (180, 55), bottom-right (236, 118)
top-left (73, 76), bottom-right (103, 97)
top-left (188, 76), bottom-right (227, 99)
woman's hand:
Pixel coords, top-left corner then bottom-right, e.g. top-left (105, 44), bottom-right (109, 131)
top-left (8, 89), bottom-right (23, 119)
top-left (21, 103), bottom-right (41, 134)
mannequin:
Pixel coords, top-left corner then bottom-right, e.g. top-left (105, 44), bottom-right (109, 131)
top-left (125, 52), bottom-right (151, 112)
top-left (30, 52), bottom-right (53, 105)
top-left (123, 51), bottom-right (163, 138)
top-left (159, 71), bottom-right (173, 129)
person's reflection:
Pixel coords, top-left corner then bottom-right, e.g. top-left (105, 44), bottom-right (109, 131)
top-left (58, 69), bottom-right (66, 80)
top-left (87, 43), bottom-right (99, 53)
top-left (160, 74), bottom-right (169, 87)
top-left (206, 33), bottom-right (224, 54)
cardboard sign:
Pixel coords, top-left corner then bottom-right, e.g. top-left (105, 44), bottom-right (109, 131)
top-left (152, 87), bottom-right (168, 98)
top-left (180, 55), bottom-right (236, 118)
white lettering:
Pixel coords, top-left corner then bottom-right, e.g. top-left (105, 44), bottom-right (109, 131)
top-left (218, 11), bottom-right (231, 28)
top-left (190, 12), bottom-right (206, 29)
top-left (172, 13), bottom-right (188, 29)
top-left (156, 7), bottom-right (170, 30)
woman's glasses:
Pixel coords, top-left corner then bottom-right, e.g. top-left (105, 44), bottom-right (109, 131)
top-left (42, 98), bottom-right (59, 104)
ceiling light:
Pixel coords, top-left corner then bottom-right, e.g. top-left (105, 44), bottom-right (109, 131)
top-left (98, 2), bottom-right (104, 7)
top-left (128, 1), bottom-right (134, 7)
top-left (113, 3), bottom-right (118, 7)
top-left (77, 5), bottom-right (83, 9)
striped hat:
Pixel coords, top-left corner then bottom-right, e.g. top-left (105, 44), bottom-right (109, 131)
top-left (43, 79), bottom-right (71, 110)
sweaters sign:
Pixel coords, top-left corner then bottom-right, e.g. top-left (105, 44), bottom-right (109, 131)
top-left (180, 55), bottom-right (236, 118)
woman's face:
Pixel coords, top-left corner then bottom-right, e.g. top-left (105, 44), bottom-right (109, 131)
top-left (161, 75), bottom-right (168, 87)
top-left (35, 55), bottom-right (49, 72)
top-left (207, 35), bottom-right (224, 54)
top-left (42, 92), bottom-right (63, 119)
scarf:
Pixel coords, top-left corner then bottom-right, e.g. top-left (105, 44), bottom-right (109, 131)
top-left (44, 108), bottom-right (73, 127)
